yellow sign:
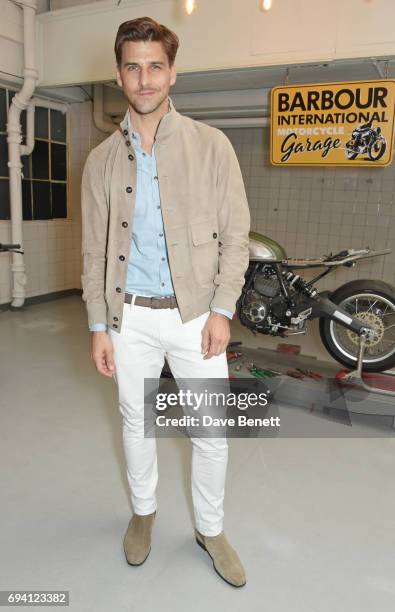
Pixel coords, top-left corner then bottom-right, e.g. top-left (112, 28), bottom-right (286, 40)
top-left (270, 80), bottom-right (395, 166)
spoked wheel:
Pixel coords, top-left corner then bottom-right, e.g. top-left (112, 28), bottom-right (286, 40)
top-left (319, 280), bottom-right (395, 372)
top-left (368, 138), bottom-right (386, 161)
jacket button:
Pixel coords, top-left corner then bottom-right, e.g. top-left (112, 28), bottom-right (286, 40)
top-left (126, 140), bottom-right (131, 146)
top-left (213, 232), bottom-right (217, 239)
top-left (123, 129), bottom-right (128, 136)
top-left (119, 255), bottom-right (125, 261)
top-left (116, 287), bottom-right (122, 293)
top-left (113, 316), bottom-right (118, 321)
top-left (126, 186), bottom-right (133, 193)
top-left (122, 221), bottom-right (128, 227)
top-left (128, 154), bottom-right (134, 161)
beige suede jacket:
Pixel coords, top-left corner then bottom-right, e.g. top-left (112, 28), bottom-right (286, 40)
top-left (80, 97), bottom-right (251, 333)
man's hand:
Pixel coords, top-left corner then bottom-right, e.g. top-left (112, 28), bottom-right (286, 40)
top-left (201, 311), bottom-right (231, 360)
top-left (90, 331), bottom-right (116, 377)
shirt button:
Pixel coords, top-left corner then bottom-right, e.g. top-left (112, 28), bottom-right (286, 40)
top-left (157, 205), bottom-right (160, 209)
top-left (161, 257), bottom-right (165, 261)
top-left (125, 140), bottom-right (131, 146)
top-left (161, 282), bottom-right (165, 287)
top-left (128, 154), bottom-right (134, 161)
top-left (119, 255), bottom-right (125, 261)
top-left (213, 232), bottom-right (217, 238)
top-left (113, 324), bottom-right (118, 328)
top-left (123, 129), bottom-right (128, 136)
top-left (113, 316), bottom-right (118, 321)
top-left (122, 221), bottom-right (128, 227)
top-left (159, 233), bottom-right (163, 237)
top-left (126, 186), bottom-right (133, 193)
top-left (154, 176), bottom-right (158, 180)
top-left (116, 287), bottom-right (122, 293)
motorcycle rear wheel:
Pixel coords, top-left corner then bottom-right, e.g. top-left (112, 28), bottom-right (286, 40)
top-left (345, 141), bottom-right (358, 160)
top-left (319, 280), bottom-right (395, 372)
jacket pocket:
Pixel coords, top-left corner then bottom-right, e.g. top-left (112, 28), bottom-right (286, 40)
top-left (190, 219), bottom-right (218, 285)
top-left (191, 219), bottom-right (217, 246)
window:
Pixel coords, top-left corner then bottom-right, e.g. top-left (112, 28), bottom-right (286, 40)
top-left (0, 86), bottom-right (68, 221)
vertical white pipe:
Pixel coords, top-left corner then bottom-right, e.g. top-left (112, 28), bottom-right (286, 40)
top-left (7, 0), bottom-right (38, 307)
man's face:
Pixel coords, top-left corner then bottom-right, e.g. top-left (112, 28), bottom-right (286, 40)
top-left (116, 40), bottom-right (176, 115)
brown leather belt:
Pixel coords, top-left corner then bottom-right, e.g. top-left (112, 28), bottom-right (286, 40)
top-left (124, 293), bottom-right (178, 309)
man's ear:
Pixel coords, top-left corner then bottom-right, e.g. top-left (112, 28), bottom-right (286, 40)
top-left (170, 64), bottom-right (177, 87)
top-left (115, 65), bottom-right (123, 88)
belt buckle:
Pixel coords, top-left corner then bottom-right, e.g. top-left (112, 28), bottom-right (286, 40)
top-left (150, 296), bottom-right (161, 309)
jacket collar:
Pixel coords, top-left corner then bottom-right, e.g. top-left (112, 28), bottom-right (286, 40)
top-left (119, 95), bottom-right (179, 144)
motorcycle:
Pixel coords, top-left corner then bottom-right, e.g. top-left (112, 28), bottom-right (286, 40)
top-left (345, 119), bottom-right (387, 161)
top-left (236, 232), bottom-right (395, 372)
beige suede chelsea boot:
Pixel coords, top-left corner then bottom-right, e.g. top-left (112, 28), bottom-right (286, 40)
top-left (195, 528), bottom-right (247, 587)
top-left (123, 510), bottom-right (157, 566)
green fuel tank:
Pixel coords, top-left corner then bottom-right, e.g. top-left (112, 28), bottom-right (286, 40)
top-left (249, 231), bottom-right (287, 262)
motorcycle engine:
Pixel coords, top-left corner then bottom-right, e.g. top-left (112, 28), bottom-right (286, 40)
top-left (254, 271), bottom-right (281, 298)
top-left (240, 268), bottom-right (282, 331)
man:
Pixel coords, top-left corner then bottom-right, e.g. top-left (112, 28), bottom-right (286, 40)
top-left (81, 16), bottom-right (250, 587)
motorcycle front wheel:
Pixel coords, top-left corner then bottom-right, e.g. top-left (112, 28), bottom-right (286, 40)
top-left (368, 138), bottom-right (386, 161)
top-left (319, 280), bottom-right (395, 372)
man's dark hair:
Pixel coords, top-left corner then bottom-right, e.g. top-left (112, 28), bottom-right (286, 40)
top-left (114, 16), bottom-right (179, 67)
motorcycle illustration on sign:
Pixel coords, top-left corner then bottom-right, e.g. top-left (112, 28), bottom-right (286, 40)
top-left (345, 119), bottom-right (387, 161)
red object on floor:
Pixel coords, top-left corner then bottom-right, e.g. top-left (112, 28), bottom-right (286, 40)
top-left (277, 343), bottom-right (301, 355)
top-left (286, 370), bottom-right (304, 379)
top-left (335, 369), bottom-right (395, 391)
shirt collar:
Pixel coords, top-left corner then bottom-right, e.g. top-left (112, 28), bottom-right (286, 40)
top-left (120, 96), bottom-right (179, 144)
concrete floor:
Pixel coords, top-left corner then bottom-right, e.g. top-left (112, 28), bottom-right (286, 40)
top-left (1, 294), bottom-right (395, 612)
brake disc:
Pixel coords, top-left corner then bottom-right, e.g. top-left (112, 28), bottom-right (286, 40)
top-left (346, 311), bottom-right (384, 348)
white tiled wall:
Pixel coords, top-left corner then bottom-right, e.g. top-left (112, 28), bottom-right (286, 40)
top-left (224, 127), bottom-right (395, 291)
top-left (1, 101), bottom-right (394, 307)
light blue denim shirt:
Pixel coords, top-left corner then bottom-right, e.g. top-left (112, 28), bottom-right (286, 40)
top-left (89, 108), bottom-right (233, 332)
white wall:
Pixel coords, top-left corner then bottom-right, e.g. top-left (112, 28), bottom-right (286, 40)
top-left (0, 0), bottom-right (99, 305)
top-left (37, 0), bottom-right (395, 87)
top-left (0, 0), bottom-right (25, 81)
top-left (227, 127), bottom-right (395, 290)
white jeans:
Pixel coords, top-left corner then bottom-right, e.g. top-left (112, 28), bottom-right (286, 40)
top-left (108, 297), bottom-right (229, 536)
